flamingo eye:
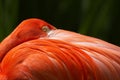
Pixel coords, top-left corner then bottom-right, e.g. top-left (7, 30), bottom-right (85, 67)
top-left (42, 26), bottom-right (50, 33)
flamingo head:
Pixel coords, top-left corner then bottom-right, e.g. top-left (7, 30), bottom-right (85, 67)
top-left (0, 18), bottom-right (56, 61)
top-left (12, 18), bottom-right (56, 42)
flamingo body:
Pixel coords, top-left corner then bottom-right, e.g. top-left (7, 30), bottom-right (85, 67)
top-left (0, 18), bottom-right (120, 80)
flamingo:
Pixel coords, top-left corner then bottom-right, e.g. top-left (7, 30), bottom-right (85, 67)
top-left (0, 18), bottom-right (120, 80)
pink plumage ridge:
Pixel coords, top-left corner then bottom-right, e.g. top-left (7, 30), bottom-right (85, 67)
top-left (0, 18), bottom-right (120, 80)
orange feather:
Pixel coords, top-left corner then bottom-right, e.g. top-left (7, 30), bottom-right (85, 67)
top-left (0, 18), bottom-right (120, 80)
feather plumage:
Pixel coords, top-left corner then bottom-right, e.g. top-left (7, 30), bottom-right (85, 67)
top-left (0, 18), bottom-right (120, 80)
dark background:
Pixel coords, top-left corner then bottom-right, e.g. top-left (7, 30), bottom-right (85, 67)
top-left (0, 0), bottom-right (120, 46)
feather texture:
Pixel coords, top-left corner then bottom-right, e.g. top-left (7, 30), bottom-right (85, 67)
top-left (0, 18), bottom-right (120, 80)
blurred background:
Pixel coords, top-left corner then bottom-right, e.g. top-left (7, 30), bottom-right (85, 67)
top-left (0, 0), bottom-right (120, 46)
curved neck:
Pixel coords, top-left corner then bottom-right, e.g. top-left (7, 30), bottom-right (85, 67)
top-left (0, 36), bottom-right (18, 62)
